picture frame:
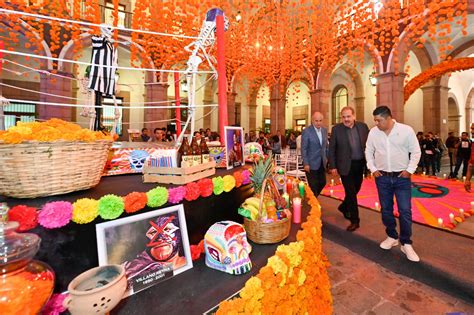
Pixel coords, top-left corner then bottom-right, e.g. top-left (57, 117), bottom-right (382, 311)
top-left (224, 126), bottom-right (244, 170)
top-left (96, 204), bottom-right (193, 296)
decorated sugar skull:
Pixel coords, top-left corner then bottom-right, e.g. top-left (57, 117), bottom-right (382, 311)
top-left (128, 150), bottom-right (149, 171)
top-left (204, 221), bottom-right (252, 275)
top-left (273, 166), bottom-right (287, 191)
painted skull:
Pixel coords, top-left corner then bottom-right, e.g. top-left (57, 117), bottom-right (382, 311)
top-left (128, 150), bottom-right (149, 171)
top-left (204, 221), bottom-right (252, 275)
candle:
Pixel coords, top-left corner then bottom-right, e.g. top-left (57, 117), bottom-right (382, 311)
top-left (329, 189), bottom-right (334, 197)
top-left (286, 179), bottom-right (293, 194)
top-left (422, 171), bottom-right (426, 176)
top-left (330, 179), bottom-right (335, 186)
top-left (449, 213), bottom-right (455, 223)
top-left (374, 202), bottom-right (380, 211)
top-left (293, 197), bottom-right (302, 224)
top-left (437, 218), bottom-right (443, 227)
top-left (443, 173), bottom-right (447, 179)
top-left (282, 193), bottom-right (289, 208)
top-left (471, 201), bottom-right (474, 210)
top-left (298, 181), bottom-right (305, 197)
top-left (463, 176), bottom-right (466, 181)
top-left (460, 208), bottom-right (465, 218)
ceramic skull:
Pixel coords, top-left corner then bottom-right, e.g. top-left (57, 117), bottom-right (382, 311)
top-left (204, 221), bottom-right (252, 275)
top-left (128, 150), bottom-right (149, 171)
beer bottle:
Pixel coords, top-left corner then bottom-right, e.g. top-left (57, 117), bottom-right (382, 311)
top-left (200, 137), bottom-right (210, 164)
top-left (178, 137), bottom-right (192, 168)
top-left (190, 137), bottom-right (201, 166)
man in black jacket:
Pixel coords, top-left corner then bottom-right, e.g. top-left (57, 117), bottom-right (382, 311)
top-left (328, 106), bottom-right (369, 231)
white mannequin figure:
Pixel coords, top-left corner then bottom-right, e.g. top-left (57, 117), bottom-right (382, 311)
top-left (175, 8), bottom-right (229, 147)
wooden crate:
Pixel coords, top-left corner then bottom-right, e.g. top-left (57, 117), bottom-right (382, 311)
top-left (143, 161), bottom-right (216, 185)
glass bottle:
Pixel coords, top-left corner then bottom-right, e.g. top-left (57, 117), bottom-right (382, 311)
top-left (200, 137), bottom-right (210, 164)
top-left (190, 137), bottom-right (201, 166)
top-left (177, 137), bottom-right (193, 168)
top-left (0, 203), bottom-right (55, 315)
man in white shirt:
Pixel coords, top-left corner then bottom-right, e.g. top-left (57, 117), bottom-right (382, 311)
top-left (365, 106), bottom-right (421, 262)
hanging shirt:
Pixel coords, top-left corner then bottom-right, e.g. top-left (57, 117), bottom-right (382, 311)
top-left (88, 35), bottom-right (117, 95)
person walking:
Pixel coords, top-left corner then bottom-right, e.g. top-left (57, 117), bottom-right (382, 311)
top-left (365, 106), bottom-right (421, 262)
top-left (453, 132), bottom-right (472, 178)
top-left (445, 132), bottom-right (459, 177)
top-left (302, 111), bottom-right (328, 196)
top-left (328, 106), bottom-right (369, 232)
top-left (420, 132), bottom-right (437, 176)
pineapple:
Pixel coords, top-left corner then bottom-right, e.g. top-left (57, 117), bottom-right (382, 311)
top-left (249, 152), bottom-right (274, 195)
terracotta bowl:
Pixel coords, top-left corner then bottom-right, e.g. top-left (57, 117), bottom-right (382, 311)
top-left (64, 265), bottom-right (127, 315)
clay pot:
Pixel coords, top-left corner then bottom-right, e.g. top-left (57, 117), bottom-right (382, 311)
top-left (64, 265), bottom-right (127, 315)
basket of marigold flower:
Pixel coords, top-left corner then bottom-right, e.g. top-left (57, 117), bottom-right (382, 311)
top-left (0, 119), bottom-right (113, 198)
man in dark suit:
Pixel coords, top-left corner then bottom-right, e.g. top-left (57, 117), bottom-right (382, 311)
top-left (328, 106), bottom-right (369, 232)
top-left (302, 111), bottom-right (328, 196)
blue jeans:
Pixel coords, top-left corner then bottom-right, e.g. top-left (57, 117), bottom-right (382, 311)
top-left (375, 176), bottom-right (413, 245)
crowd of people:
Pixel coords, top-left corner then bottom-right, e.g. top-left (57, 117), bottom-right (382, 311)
top-left (137, 127), bottom-right (221, 144)
top-left (244, 130), bottom-right (301, 155)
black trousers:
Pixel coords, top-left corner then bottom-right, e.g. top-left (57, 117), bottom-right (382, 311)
top-left (340, 160), bottom-right (365, 224)
top-left (306, 161), bottom-right (326, 197)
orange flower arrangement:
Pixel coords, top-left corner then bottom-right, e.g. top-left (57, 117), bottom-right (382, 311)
top-left (404, 57), bottom-right (474, 102)
top-left (0, 119), bottom-right (113, 144)
top-left (217, 185), bottom-right (332, 314)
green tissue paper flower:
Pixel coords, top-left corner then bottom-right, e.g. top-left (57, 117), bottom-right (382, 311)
top-left (212, 176), bottom-right (224, 195)
top-left (147, 187), bottom-right (169, 207)
top-left (98, 194), bottom-right (124, 220)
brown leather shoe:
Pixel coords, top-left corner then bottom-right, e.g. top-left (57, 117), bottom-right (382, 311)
top-left (346, 223), bottom-right (360, 232)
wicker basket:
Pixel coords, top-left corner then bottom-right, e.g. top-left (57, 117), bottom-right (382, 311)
top-left (0, 140), bottom-right (112, 198)
top-left (244, 179), bottom-right (291, 244)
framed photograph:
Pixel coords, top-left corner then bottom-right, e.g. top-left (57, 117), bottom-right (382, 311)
top-left (96, 204), bottom-right (193, 296)
top-left (224, 126), bottom-right (244, 170)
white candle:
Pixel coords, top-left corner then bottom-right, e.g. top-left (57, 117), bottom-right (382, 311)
top-left (374, 202), bottom-right (380, 211)
top-left (330, 179), bottom-right (334, 186)
top-left (460, 208), bottom-right (465, 218)
top-left (339, 177), bottom-right (342, 183)
top-left (471, 201), bottom-right (474, 210)
top-left (422, 171), bottom-right (426, 176)
top-left (463, 176), bottom-right (466, 182)
top-left (443, 173), bottom-right (447, 179)
top-left (449, 213), bottom-right (455, 223)
top-left (329, 189), bottom-right (334, 196)
top-left (437, 218), bottom-right (443, 227)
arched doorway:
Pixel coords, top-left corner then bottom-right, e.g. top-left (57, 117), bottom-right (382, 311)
top-left (448, 96), bottom-right (460, 135)
top-left (331, 85), bottom-right (348, 125)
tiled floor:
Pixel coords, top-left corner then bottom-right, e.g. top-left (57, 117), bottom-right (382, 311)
top-left (324, 239), bottom-right (474, 314)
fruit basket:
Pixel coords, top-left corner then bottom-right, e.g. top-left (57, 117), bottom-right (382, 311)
top-left (243, 179), bottom-right (291, 244)
top-left (0, 119), bottom-right (112, 198)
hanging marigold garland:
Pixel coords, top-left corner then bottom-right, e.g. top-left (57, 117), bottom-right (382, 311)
top-left (404, 57), bottom-right (474, 102)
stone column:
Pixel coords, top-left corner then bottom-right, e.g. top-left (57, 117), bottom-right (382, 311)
top-left (376, 72), bottom-right (406, 122)
top-left (38, 71), bottom-right (74, 121)
top-left (309, 89), bottom-right (331, 127)
top-left (421, 85), bottom-right (449, 138)
top-left (354, 96), bottom-right (365, 121)
top-left (270, 83), bottom-right (285, 134)
top-left (248, 103), bottom-right (257, 131)
top-left (227, 91), bottom-right (237, 126)
top-left (145, 83), bottom-right (169, 130)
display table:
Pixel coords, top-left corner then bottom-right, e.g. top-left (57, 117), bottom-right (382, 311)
top-left (0, 168), bottom-right (251, 292)
top-left (0, 169), bottom-right (325, 314)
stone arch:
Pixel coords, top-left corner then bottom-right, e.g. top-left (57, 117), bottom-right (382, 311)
top-left (466, 88), bottom-right (474, 130)
top-left (447, 93), bottom-right (460, 134)
top-left (58, 33), bottom-right (156, 83)
top-left (329, 63), bottom-right (365, 122)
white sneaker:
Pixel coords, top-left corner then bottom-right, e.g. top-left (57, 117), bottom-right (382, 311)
top-left (380, 237), bottom-right (399, 250)
top-left (401, 244), bottom-right (420, 262)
